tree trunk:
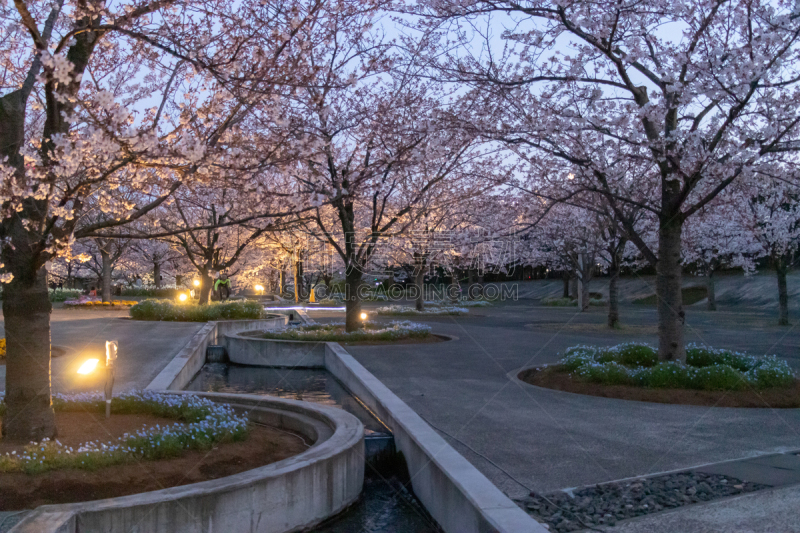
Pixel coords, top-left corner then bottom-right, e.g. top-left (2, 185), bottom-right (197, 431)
top-left (562, 272), bottom-right (570, 299)
top-left (293, 259), bottom-right (301, 303)
top-left (569, 277), bottom-right (577, 299)
top-left (608, 260), bottom-right (620, 328)
top-left (776, 256), bottom-right (789, 326)
top-left (100, 248), bottom-right (112, 303)
top-left (467, 268), bottom-right (477, 300)
top-left (345, 267), bottom-right (363, 332)
top-left (449, 269), bottom-right (460, 304)
top-left (153, 261), bottom-right (161, 289)
top-left (2, 267), bottom-right (56, 442)
top-left (198, 269), bottom-right (212, 304)
top-left (579, 275), bottom-right (589, 311)
top-left (414, 270), bottom-right (425, 312)
top-left (656, 216), bottom-right (685, 361)
top-left (279, 270), bottom-right (285, 295)
top-left (706, 268), bottom-right (716, 311)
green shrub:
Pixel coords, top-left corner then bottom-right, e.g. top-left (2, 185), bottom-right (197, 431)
top-left (615, 344), bottom-right (658, 367)
top-left (130, 299), bottom-right (265, 322)
top-left (541, 297), bottom-right (575, 306)
top-left (690, 364), bottom-right (747, 391)
top-left (745, 357), bottom-right (796, 389)
top-left (560, 350), bottom-right (597, 371)
top-left (574, 362), bottom-right (634, 386)
top-left (49, 289), bottom-right (84, 302)
top-left (122, 287), bottom-right (179, 298)
top-left (261, 321), bottom-right (431, 342)
top-left (636, 362), bottom-right (694, 389)
top-left (686, 345), bottom-right (752, 372)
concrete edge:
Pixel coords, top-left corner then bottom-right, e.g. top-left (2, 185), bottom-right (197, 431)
top-left (323, 342), bottom-right (547, 533)
top-left (11, 391), bottom-right (365, 533)
top-left (223, 332), bottom-right (326, 368)
top-left (145, 317), bottom-right (288, 391)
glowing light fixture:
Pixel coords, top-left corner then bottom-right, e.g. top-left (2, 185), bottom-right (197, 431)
top-left (77, 358), bottom-right (100, 375)
top-left (193, 279), bottom-right (200, 287)
top-left (360, 312), bottom-right (368, 321)
top-left (255, 284), bottom-right (264, 292)
top-left (179, 293), bottom-right (188, 302)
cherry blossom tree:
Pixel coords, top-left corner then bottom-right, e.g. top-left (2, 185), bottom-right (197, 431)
top-left (0, 0), bottom-right (355, 441)
top-left (413, 0), bottom-right (800, 361)
top-left (737, 177), bottom-right (800, 324)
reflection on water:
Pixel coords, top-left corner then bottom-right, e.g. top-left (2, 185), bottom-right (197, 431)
top-left (313, 475), bottom-right (441, 533)
top-left (185, 364), bottom-right (388, 435)
top-left (185, 363), bottom-right (442, 532)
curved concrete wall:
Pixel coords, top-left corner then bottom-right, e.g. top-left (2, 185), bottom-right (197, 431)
top-left (12, 391), bottom-right (364, 533)
top-left (146, 316), bottom-right (289, 391)
top-left (224, 332), bottom-right (325, 368)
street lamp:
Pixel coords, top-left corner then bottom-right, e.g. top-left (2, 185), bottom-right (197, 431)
top-left (193, 279), bottom-right (200, 287)
top-left (255, 284), bottom-right (264, 293)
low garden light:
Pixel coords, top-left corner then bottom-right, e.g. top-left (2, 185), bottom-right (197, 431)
top-left (193, 279), bottom-right (200, 287)
top-left (77, 358), bottom-right (99, 375)
top-left (360, 312), bottom-right (368, 321)
top-left (75, 340), bottom-right (118, 419)
top-left (104, 340), bottom-right (118, 418)
top-left (178, 293), bottom-right (188, 302)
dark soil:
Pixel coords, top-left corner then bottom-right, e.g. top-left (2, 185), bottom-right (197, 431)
top-left (0, 411), bottom-right (308, 510)
top-left (516, 471), bottom-right (768, 532)
top-left (520, 366), bottom-right (800, 408)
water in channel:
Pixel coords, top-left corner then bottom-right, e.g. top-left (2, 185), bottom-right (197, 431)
top-left (186, 363), bottom-right (442, 533)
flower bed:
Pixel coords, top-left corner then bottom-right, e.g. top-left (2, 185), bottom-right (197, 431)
top-left (64, 299), bottom-right (138, 309)
top-left (260, 320), bottom-right (432, 343)
top-left (558, 343), bottom-right (795, 391)
top-left (130, 299), bottom-right (265, 321)
top-left (541, 296), bottom-right (606, 307)
top-left (49, 289), bottom-right (84, 302)
top-left (0, 391), bottom-right (248, 474)
top-left (520, 343), bottom-right (800, 407)
top-left (375, 304), bottom-right (469, 316)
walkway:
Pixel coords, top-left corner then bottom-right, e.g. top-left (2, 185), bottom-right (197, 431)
top-left (308, 297), bottom-right (800, 503)
top-left (0, 308), bottom-right (203, 394)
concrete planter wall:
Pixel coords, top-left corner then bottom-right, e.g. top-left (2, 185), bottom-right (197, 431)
top-left (223, 332), bottom-right (326, 368)
top-left (147, 316), bottom-right (288, 391)
top-left (12, 391), bottom-right (364, 533)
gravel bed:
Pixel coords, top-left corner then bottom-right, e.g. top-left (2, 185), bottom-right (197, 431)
top-left (516, 471), bottom-right (769, 532)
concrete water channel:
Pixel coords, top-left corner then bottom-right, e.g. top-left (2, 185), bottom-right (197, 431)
top-left (186, 363), bottom-right (443, 532)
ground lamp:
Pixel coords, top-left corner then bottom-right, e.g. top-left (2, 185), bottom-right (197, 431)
top-left (179, 293), bottom-right (188, 302)
top-left (360, 312), bottom-right (368, 328)
top-left (76, 340), bottom-right (118, 418)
